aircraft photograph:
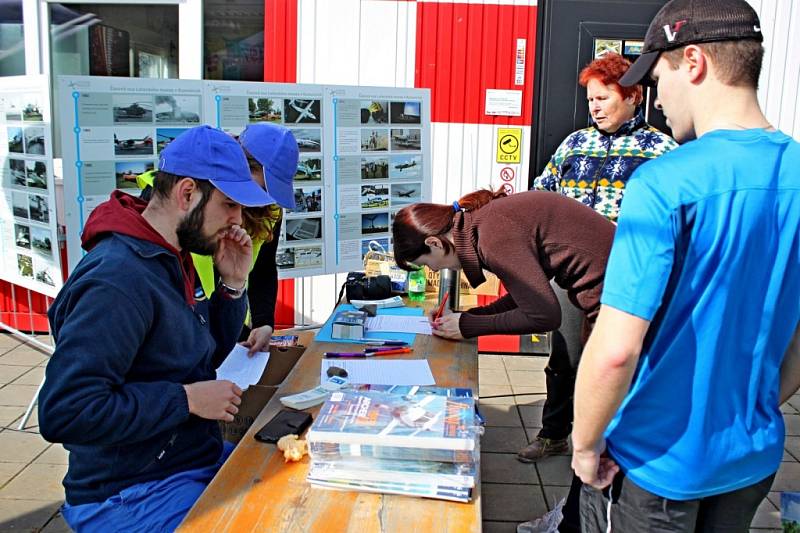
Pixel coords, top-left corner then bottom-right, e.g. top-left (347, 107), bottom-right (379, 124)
top-left (248, 97), bottom-right (282, 123)
top-left (294, 128), bottom-right (322, 152)
top-left (390, 101), bottom-right (421, 124)
top-left (29, 194), bottom-right (50, 224)
top-left (15, 224), bottom-right (30, 249)
top-left (284, 99), bottom-right (321, 123)
top-left (156, 128), bottom-right (186, 153)
top-left (295, 157), bottom-right (322, 181)
top-left (390, 155), bottom-right (422, 180)
top-left (10, 159), bottom-right (27, 187)
top-left (24, 128), bottom-right (45, 155)
top-left (7, 127), bottom-right (23, 153)
top-left (116, 161), bottom-right (154, 189)
top-left (113, 95), bottom-right (153, 123)
top-left (31, 227), bottom-right (52, 255)
top-left (35, 269), bottom-right (55, 286)
top-left (17, 254), bottom-right (33, 279)
top-left (26, 161), bottom-right (47, 190)
top-left (12, 192), bottom-right (28, 219)
top-left (390, 128), bottom-right (421, 151)
top-left (114, 132), bottom-right (154, 155)
top-left (155, 95), bottom-right (200, 124)
top-left (391, 183), bottom-right (421, 205)
top-left (361, 184), bottom-right (389, 209)
top-left (361, 129), bottom-right (388, 152)
top-left (361, 157), bottom-right (388, 180)
top-left (294, 247), bottom-right (323, 268)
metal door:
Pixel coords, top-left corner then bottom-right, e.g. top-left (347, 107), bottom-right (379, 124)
top-left (529, 0), bottom-right (670, 182)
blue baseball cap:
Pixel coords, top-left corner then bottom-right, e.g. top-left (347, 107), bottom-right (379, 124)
top-left (158, 125), bottom-right (271, 207)
top-left (239, 123), bottom-right (299, 209)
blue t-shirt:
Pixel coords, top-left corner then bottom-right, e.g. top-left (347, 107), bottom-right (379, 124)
top-left (602, 128), bottom-right (800, 500)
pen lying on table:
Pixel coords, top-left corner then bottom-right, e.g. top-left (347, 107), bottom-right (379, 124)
top-left (323, 347), bottom-right (414, 358)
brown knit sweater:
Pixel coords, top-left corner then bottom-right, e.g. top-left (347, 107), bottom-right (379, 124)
top-left (454, 191), bottom-right (615, 339)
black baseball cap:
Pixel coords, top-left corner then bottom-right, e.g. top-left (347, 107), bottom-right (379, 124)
top-left (619, 0), bottom-right (763, 87)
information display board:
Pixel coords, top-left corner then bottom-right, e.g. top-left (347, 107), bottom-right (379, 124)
top-left (0, 76), bottom-right (62, 296)
top-left (58, 76), bottom-right (431, 277)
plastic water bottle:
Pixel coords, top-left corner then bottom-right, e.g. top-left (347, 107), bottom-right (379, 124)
top-left (407, 268), bottom-right (426, 302)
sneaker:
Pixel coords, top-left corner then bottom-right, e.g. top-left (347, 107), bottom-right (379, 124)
top-left (516, 437), bottom-right (569, 463)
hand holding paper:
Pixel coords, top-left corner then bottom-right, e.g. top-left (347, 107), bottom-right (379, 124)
top-left (216, 344), bottom-right (270, 390)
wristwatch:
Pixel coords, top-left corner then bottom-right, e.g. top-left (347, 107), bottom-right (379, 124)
top-left (217, 277), bottom-right (246, 300)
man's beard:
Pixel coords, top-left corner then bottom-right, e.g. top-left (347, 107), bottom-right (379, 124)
top-left (176, 203), bottom-right (219, 255)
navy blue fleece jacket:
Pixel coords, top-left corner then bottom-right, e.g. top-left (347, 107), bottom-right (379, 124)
top-left (39, 191), bottom-right (246, 505)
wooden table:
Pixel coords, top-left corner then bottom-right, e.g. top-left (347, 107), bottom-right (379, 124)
top-left (178, 305), bottom-right (481, 532)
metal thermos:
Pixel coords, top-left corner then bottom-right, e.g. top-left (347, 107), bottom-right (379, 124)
top-left (438, 268), bottom-right (460, 311)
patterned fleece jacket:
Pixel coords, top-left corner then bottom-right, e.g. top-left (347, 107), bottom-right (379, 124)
top-left (532, 109), bottom-right (677, 221)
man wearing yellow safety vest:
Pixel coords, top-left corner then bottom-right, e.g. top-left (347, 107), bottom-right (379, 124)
top-left (138, 123), bottom-right (299, 353)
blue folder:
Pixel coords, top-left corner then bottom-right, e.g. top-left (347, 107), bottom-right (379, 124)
top-left (315, 304), bottom-right (424, 344)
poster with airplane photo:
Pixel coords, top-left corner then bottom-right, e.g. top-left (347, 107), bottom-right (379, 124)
top-left (0, 75), bottom-right (61, 296)
top-left (324, 85), bottom-right (431, 274)
top-left (56, 77), bottom-right (430, 280)
top-left (58, 76), bottom-right (205, 275)
top-left (202, 80), bottom-right (328, 277)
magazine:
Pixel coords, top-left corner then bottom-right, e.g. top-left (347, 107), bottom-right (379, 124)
top-left (308, 477), bottom-right (472, 503)
top-left (307, 390), bottom-right (477, 451)
top-left (309, 458), bottom-right (477, 487)
top-left (308, 441), bottom-right (479, 464)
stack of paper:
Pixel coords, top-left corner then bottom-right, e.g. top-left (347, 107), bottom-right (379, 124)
top-left (306, 388), bottom-right (480, 502)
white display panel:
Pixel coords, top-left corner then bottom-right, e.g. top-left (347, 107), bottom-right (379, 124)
top-left (58, 76), bottom-right (431, 278)
top-left (0, 76), bottom-right (62, 297)
top-left (326, 86), bottom-right (431, 274)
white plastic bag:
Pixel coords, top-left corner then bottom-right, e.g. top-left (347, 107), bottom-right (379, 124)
top-left (516, 497), bottom-right (565, 533)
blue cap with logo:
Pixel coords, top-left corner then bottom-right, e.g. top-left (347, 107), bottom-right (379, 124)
top-left (238, 123), bottom-right (299, 209)
top-left (158, 125), bottom-right (270, 207)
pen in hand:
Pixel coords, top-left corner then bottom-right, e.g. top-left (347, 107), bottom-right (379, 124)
top-left (433, 291), bottom-right (450, 322)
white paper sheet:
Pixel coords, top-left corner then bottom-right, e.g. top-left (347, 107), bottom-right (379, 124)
top-left (320, 359), bottom-right (435, 386)
top-left (365, 315), bottom-right (433, 335)
top-left (216, 344), bottom-right (270, 390)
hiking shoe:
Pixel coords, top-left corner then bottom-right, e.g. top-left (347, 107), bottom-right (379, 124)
top-left (516, 437), bottom-right (569, 463)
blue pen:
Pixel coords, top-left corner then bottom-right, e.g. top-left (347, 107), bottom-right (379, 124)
top-left (355, 338), bottom-right (408, 346)
top-left (323, 351), bottom-right (366, 358)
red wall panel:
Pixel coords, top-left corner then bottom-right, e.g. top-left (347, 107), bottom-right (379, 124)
top-left (415, 3), bottom-right (537, 126)
top-left (264, 0), bottom-right (299, 328)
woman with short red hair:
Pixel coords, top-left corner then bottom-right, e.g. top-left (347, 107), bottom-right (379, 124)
top-left (532, 52), bottom-right (676, 222)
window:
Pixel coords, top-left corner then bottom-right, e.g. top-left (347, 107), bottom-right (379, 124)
top-left (49, 3), bottom-right (179, 79)
top-left (203, 0), bottom-right (265, 81)
top-left (0, 0), bottom-right (25, 76)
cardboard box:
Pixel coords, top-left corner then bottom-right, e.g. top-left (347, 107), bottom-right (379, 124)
top-left (220, 344), bottom-right (306, 443)
top-left (425, 267), bottom-right (501, 297)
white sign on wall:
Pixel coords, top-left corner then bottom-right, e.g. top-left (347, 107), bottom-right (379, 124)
top-left (0, 76), bottom-right (62, 297)
top-left (57, 76), bottom-right (431, 278)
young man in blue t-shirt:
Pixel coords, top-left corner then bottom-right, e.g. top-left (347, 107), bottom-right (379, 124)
top-left (571, 0), bottom-right (800, 530)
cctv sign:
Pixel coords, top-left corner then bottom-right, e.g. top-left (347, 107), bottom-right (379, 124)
top-left (496, 128), bottom-right (522, 164)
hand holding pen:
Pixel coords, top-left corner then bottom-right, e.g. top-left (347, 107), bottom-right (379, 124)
top-left (429, 291), bottom-right (451, 323)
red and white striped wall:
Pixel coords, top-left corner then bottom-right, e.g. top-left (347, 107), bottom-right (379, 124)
top-left (267, 0), bottom-right (538, 327)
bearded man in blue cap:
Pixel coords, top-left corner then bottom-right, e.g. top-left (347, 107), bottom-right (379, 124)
top-left (39, 125), bottom-right (272, 532)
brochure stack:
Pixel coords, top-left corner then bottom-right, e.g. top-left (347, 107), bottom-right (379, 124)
top-left (306, 388), bottom-right (480, 502)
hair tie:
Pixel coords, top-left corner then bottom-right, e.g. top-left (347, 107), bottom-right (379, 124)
top-left (452, 201), bottom-right (461, 212)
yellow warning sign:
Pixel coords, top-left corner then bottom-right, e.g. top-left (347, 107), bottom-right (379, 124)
top-left (497, 128), bottom-right (522, 164)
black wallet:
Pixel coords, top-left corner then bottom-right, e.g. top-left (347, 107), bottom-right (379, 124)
top-left (254, 410), bottom-right (313, 444)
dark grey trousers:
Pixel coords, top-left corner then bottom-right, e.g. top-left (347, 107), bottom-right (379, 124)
top-left (580, 471), bottom-right (775, 533)
top-left (538, 283), bottom-right (584, 440)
